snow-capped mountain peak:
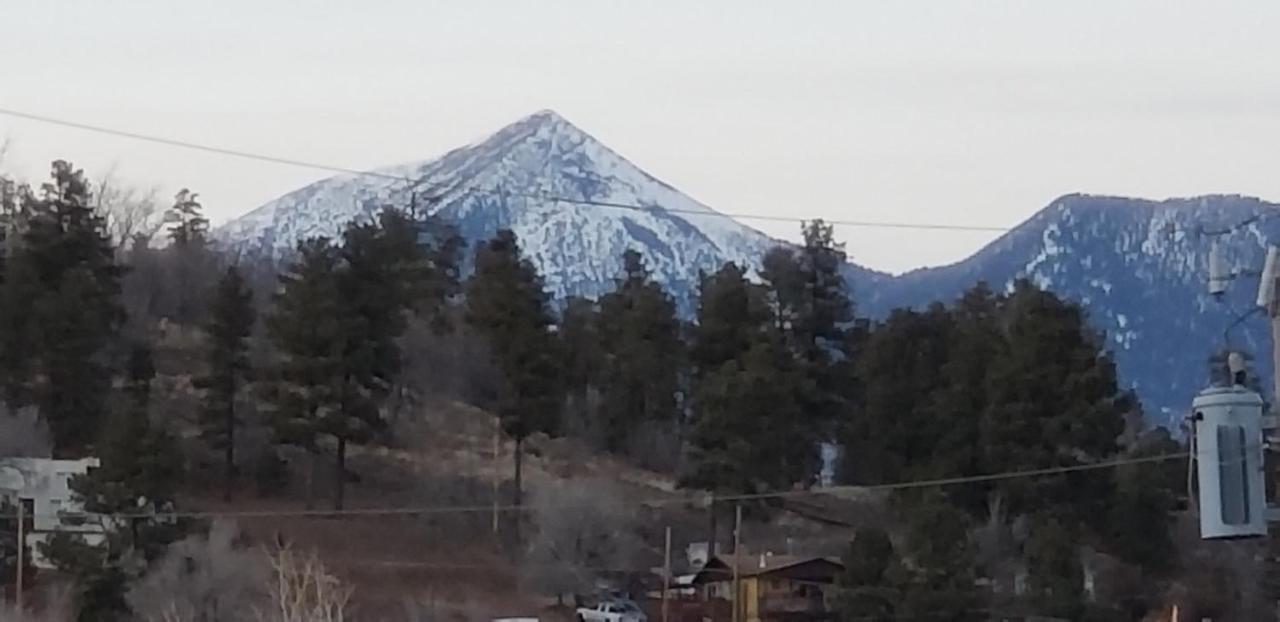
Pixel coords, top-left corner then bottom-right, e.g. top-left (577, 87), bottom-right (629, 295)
top-left (220, 110), bottom-right (1280, 424)
top-left (219, 110), bottom-right (776, 307)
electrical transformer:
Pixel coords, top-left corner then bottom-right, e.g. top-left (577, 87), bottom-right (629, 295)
top-left (1193, 385), bottom-right (1267, 539)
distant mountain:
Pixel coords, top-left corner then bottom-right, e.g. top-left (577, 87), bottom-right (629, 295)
top-left (219, 110), bottom-right (798, 311)
top-left (861, 194), bottom-right (1280, 425)
top-left (219, 111), bottom-right (1279, 424)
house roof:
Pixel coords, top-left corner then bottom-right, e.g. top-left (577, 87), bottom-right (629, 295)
top-left (691, 554), bottom-right (844, 585)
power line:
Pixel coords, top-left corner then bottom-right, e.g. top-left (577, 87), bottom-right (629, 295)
top-left (0, 107), bottom-right (407, 183)
top-left (12, 451), bottom-right (1188, 521)
top-left (0, 106), bottom-right (1011, 234)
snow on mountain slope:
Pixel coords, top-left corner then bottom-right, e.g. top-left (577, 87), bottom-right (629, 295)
top-left (219, 110), bottom-right (782, 307)
top-left (853, 194), bottom-right (1280, 425)
top-left (221, 110), bottom-right (1280, 424)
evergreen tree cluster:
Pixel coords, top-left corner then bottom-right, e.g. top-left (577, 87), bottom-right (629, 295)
top-left (0, 161), bottom-right (466, 617)
top-left (265, 208), bottom-right (461, 510)
top-left (835, 281), bottom-right (1182, 619)
top-left (0, 161), bottom-right (1188, 620)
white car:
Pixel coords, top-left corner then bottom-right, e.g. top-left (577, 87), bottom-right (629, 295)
top-left (575, 600), bottom-right (647, 622)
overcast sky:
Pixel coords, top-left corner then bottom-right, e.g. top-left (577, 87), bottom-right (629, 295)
top-left (2, 1), bottom-right (1278, 274)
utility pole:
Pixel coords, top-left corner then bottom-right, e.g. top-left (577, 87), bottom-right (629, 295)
top-left (1263, 248), bottom-right (1280, 622)
top-left (732, 504), bottom-right (742, 622)
top-left (492, 416), bottom-right (500, 535)
top-left (708, 493), bottom-right (717, 555)
top-left (15, 501), bottom-right (24, 612)
top-left (662, 526), bottom-right (672, 622)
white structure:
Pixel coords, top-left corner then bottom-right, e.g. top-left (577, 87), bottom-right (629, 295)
top-left (0, 457), bottom-right (106, 568)
top-left (1192, 386), bottom-right (1268, 539)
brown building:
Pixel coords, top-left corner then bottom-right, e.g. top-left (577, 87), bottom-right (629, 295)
top-left (690, 554), bottom-right (844, 622)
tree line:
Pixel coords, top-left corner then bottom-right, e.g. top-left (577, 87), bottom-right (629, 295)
top-left (0, 161), bottom-right (1190, 620)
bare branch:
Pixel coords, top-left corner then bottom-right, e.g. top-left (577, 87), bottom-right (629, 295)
top-left (255, 546), bottom-right (352, 622)
top-left (92, 169), bottom-right (163, 249)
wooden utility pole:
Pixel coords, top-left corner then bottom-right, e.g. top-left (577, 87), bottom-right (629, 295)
top-left (732, 504), bottom-right (742, 622)
top-left (662, 526), bottom-right (672, 622)
top-left (492, 417), bottom-right (500, 535)
top-left (15, 501), bottom-right (24, 611)
top-left (708, 493), bottom-right (717, 555)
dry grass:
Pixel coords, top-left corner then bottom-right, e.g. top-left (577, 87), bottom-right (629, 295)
top-left (170, 398), bottom-right (859, 620)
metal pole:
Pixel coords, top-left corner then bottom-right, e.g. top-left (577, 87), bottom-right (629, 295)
top-left (662, 525), bottom-right (672, 622)
top-left (1271, 274), bottom-right (1280, 398)
top-left (15, 501), bottom-right (24, 611)
top-left (1270, 279), bottom-right (1280, 622)
top-left (732, 504), bottom-right (742, 622)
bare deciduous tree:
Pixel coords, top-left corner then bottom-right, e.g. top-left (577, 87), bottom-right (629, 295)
top-left (256, 547), bottom-right (351, 622)
top-left (525, 478), bottom-right (644, 603)
top-left (129, 520), bottom-right (267, 622)
top-left (0, 583), bottom-right (73, 622)
top-left (92, 169), bottom-right (163, 250)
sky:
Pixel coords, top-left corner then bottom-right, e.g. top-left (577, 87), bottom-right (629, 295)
top-left (1, 1), bottom-right (1278, 274)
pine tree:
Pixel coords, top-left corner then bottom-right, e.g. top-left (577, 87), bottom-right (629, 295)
top-left (72, 344), bottom-right (184, 559)
top-left (978, 281), bottom-right (1129, 527)
top-left (558, 296), bottom-right (603, 441)
top-left (326, 208), bottom-right (438, 510)
top-left (47, 343), bottom-right (183, 622)
top-left (762, 220), bottom-right (855, 437)
top-left (685, 330), bottom-right (815, 494)
top-left (40, 531), bottom-right (130, 622)
top-left (897, 495), bottom-right (984, 622)
top-left (688, 263), bottom-right (772, 375)
top-left (926, 283), bottom-right (999, 513)
top-left (1104, 428), bottom-right (1180, 573)
top-left (196, 265), bottom-right (256, 502)
top-left (265, 237), bottom-right (344, 510)
top-left (465, 230), bottom-right (560, 509)
top-left (762, 220), bottom-right (854, 360)
top-left (835, 526), bottom-right (902, 621)
top-left (596, 250), bottom-right (683, 452)
top-left (266, 210), bottom-right (455, 510)
top-left (840, 304), bottom-right (952, 486)
top-left (0, 161), bottom-right (123, 455)
top-left (164, 189), bottom-right (209, 248)
top-left (559, 296), bottom-right (602, 396)
top-left (162, 189), bottom-right (215, 325)
top-left (1024, 515), bottom-right (1086, 619)
top-left (684, 263), bottom-right (817, 494)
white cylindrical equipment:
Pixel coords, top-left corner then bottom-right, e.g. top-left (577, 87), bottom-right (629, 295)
top-left (1257, 245), bottom-right (1280, 309)
top-left (1193, 385), bottom-right (1267, 539)
top-left (1208, 240), bottom-right (1229, 296)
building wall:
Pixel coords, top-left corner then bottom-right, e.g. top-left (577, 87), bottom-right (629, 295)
top-left (0, 457), bottom-right (105, 568)
top-left (744, 577), bottom-right (759, 622)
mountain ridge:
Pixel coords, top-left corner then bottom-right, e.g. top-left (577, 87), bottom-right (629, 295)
top-left (218, 110), bottom-right (1280, 423)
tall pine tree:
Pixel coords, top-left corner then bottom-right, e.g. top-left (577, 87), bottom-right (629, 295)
top-left (761, 220), bottom-right (855, 438)
top-left (196, 265), bottom-right (256, 502)
top-left (267, 210), bottom-right (456, 510)
top-left (0, 161), bottom-right (123, 455)
top-left (596, 250), bottom-right (683, 452)
top-left (834, 527), bottom-right (902, 621)
top-left (162, 189), bottom-right (215, 325)
top-left (558, 296), bottom-right (604, 442)
top-left (266, 237), bottom-right (344, 509)
top-left (684, 263), bottom-right (817, 494)
top-left (465, 229), bottom-right (560, 509)
top-left (978, 280), bottom-right (1129, 527)
top-left (327, 209), bottom-right (438, 509)
top-left (164, 188), bottom-right (209, 247)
